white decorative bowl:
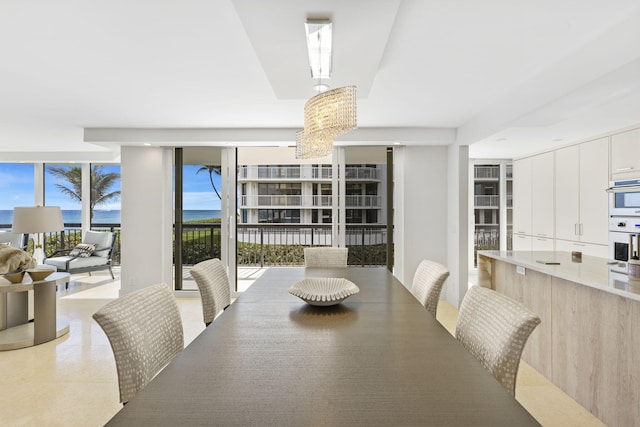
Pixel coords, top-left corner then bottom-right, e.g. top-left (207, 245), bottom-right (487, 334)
top-left (289, 277), bottom-right (359, 306)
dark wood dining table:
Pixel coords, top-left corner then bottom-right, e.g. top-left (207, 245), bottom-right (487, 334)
top-left (106, 267), bottom-right (539, 426)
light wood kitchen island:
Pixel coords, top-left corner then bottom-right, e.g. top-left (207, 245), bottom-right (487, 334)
top-left (478, 250), bottom-right (640, 427)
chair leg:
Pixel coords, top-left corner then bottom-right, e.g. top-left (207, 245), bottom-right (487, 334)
top-left (109, 267), bottom-right (114, 280)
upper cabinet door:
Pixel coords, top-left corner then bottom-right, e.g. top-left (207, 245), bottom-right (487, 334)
top-left (531, 152), bottom-right (555, 237)
top-left (513, 157), bottom-right (532, 235)
top-left (555, 145), bottom-right (580, 241)
top-left (611, 129), bottom-right (640, 180)
top-left (579, 137), bottom-right (609, 245)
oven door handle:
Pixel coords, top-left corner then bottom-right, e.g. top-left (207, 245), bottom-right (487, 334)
top-left (606, 185), bottom-right (640, 193)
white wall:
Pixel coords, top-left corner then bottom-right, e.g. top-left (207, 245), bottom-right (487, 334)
top-left (393, 146), bottom-right (449, 292)
top-left (120, 146), bottom-right (173, 295)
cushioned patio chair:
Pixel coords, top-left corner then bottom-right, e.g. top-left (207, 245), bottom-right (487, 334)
top-left (0, 232), bottom-right (27, 250)
top-left (411, 259), bottom-right (450, 317)
top-left (455, 286), bottom-right (541, 396)
top-left (92, 283), bottom-right (184, 404)
top-left (190, 258), bottom-right (231, 326)
top-left (44, 231), bottom-right (115, 287)
top-left (303, 247), bottom-right (348, 268)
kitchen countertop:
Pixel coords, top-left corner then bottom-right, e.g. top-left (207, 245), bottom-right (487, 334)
top-left (478, 250), bottom-right (640, 302)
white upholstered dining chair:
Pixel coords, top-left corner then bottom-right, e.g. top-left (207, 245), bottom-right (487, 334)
top-left (92, 283), bottom-right (184, 404)
top-left (410, 259), bottom-right (450, 317)
top-left (190, 258), bottom-right (231, 326)
top-left (303, 247), bottom-right (348, 268)
top-left (455, 286), bottom-right (541, 396)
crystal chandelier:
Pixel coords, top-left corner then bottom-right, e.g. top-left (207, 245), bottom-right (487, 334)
top-left (296, 20), bottom-right (357, 159)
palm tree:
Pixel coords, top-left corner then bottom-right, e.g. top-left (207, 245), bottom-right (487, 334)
top-left (47, 165), bottom-right (121, 224)
top-left (196, 165), bottom-right (222, 199)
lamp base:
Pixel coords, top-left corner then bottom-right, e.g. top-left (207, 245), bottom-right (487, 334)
top-left (33, 247), bottom-right (46, 265)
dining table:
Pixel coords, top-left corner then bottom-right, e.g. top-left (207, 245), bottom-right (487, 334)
top-left (106, 267), bottom-right (539, 426)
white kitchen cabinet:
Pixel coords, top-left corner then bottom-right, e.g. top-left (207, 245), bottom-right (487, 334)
top-left (579, 138), bottom-right (609, 244)
top-left (554, 239), bottom-right (608, 258)
top-left (554, 138), bottom-right (608, 246)
top-left (555, 145), bottom-right (579, 241)
top-left (531, 152), bottom-right (554, 238)
top-left (531, 236), bottom-right (554, 251)
top-left (512, 233), bottom-right (531, 251)
top-left (611, 128), bottom-right (640, 180)
top-left (513, 157), bottom-right (532, 235)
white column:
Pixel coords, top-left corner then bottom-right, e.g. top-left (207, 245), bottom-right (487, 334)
top-left (446, 144), bottom-right (469, 308)
top-left (221, 147), bottom-right (237, 294)
top-left (81, 164), bottom-right (91, 235)
top-left (120, 146), bottom-right (173, 296)
top-left (499, 161), bottom-right (508, 250)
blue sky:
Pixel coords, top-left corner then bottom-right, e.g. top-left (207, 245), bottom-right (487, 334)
top-left (0, 163), bottom-right (222, 210)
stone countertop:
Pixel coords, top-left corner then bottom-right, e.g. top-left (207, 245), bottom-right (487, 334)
top-left (478, 250), bottom-right (640, 302)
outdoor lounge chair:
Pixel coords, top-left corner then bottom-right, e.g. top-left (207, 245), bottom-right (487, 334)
top-left (44, 231), bottom-right (116, 287)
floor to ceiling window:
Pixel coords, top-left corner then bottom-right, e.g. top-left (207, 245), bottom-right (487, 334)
top-left (0, 163), bottom-right (35, 228)
top-left (237, 146), bottom-right (390, 269)
top-left (174, 148), bottom-right (223, 291)
top-left (471, 161), bottom-right (512, 267)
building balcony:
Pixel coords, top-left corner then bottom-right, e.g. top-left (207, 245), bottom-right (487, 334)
top-left (474, 166), bottom-right (500, 180)
top-left (240, 194), bottom-right (382, 208)
top-left (474, 195), bottom-right (500, 208)
top-left (238, 165), bottom-right (381, 182)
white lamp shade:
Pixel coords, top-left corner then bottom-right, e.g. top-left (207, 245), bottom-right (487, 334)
top-left (12, 206), bottom-right (64, 233)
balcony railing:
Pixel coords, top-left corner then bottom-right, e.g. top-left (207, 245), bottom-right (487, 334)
top-left (240, 195), bottom-right (382, 208)
top-left (1, 222), bottom-right (387, 270)
top-left (474, 166), bottom-right (500, 180)
top-left (474, 195), bottom-right (500, 207)
top-left (180, 223), bottom-right (388, 267)
top-left (238, 165), bottom-right (381, 181)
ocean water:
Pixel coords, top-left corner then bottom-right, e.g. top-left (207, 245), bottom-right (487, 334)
top-left (0, 209), bottom-right (221, 226)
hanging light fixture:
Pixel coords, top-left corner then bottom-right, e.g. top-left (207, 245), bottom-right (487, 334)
top-left (296, 19), bottom-right (357, 159)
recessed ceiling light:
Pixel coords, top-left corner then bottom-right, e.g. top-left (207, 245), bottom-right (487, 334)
top-left (495, 137), bottom-right (507, 142)
top-left (143, 143), bottom-right (152, 146)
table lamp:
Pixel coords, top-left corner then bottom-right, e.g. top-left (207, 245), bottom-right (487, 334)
top-left (12, 206), bottom-right (64, 264)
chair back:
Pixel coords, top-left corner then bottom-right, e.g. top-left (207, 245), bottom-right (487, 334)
top-left (83, 231), bottom-right (114, 258)
top-left (92, 283), bottom-right (184, 404)
top-left (411, 259), bottom-right (449, 316)
top-left (455, 286), bottom-right (541, 396)
top-left (190, 258), bottom-right (231, 326)
top-left (0, 232), bottom-right (26, 250)
top-left (304, 247), bottom-right (348, 268)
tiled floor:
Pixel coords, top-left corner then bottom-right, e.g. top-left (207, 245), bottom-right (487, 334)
top-left (0, 270), bottom-right (605, 426)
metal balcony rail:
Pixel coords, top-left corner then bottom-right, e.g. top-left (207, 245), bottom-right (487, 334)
top-left (344, 167), bottom-right (382, 180)
top-left (474, 166), bottom-right (500, 179)
top-left (238, 165), bottom-right (381, 181)
top-left (180, 223), bottom-right (388, 267)
top-left (240, 195), bottom-right (382, 208)
top-left (474, 195), bottom-right (500, 207)
top-left (1, 222), bottom-right (388, 270)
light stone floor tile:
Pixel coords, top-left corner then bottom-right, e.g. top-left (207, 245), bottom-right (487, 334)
top-left (0, 271), bottom-right (606, 426)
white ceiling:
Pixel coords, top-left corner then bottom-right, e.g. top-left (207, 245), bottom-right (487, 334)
top-left (1, 0), bottom-right (640, 162)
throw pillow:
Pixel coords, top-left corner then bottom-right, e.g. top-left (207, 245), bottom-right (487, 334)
top-left (70, 243), bottom-right (96, 258)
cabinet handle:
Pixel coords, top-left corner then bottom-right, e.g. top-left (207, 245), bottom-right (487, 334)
top-left (616, 166), bottom-right (635, 172)
top-left (579, 223), bottom-right (583, 236)
top-left (574, 223), bottom-right (578, 235)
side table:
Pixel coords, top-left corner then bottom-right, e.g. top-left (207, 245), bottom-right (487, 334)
top-left (0, 272), bottom-right (71, 350)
